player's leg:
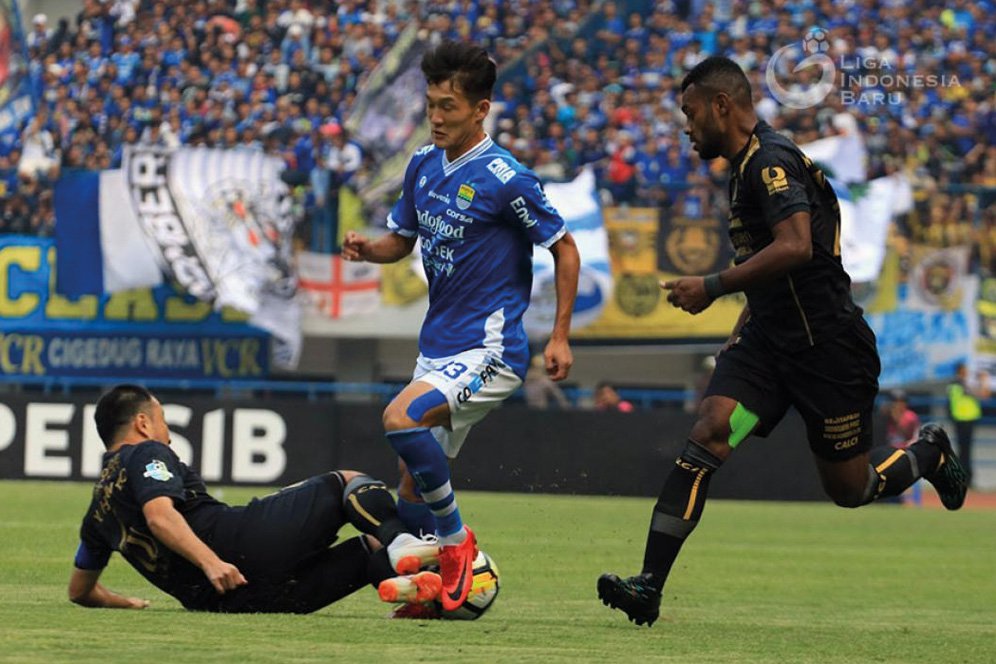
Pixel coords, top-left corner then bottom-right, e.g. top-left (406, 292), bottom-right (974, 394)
top-left (395, 458), bottom-right (438, 537)
top-left (599, 396), bottom-right (744, 626)
top-left (383, 380), bottom-right (466, 541)
top-left (599, 329), bottom-right (786, 626)
top-left (383, 350), bottom-right (521, 610)
top-left (383, 379), bottom-right (479, 612)
top-left (796, 319), bottom-right (967, 510)
top-left (227, 536), bottom-right (392, 614)
top-left (211, 471), bottom-right (353, 577)
top-left (339, 470), bottom-right (440, 574)
top-left (813, 423), bottom-right (967, 510)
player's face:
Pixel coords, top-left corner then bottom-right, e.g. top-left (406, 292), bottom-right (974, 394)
top-left (425, 79), bottom-right (490, 157)
top-left (138, 399), bottom-right (171, 445)
top-left (680, 84), bottom-right (722, 160)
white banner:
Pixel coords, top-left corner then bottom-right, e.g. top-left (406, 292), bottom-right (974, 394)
top-left (124, 147), bottom-right (301, 368)
top-left (523, 168), bottom-right (613, 336)
top-left (838, 173), bottom-right (913, 283)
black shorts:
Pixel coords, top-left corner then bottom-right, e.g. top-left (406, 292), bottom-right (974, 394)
top-left (212, 471), bottom-right (348, 576)
top-left (704, 317), bottom-right (881, 461)
top-left (189, 471), bottom-right (393, 614)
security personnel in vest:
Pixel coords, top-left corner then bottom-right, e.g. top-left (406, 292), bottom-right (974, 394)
top-left (947, 363), bottom-right (989, 485)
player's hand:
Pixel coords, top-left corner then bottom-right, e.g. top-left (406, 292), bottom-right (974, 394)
top-left (203, 560), bottom-right (248, 594)
top-left (544, 336), bottom-right (573, 381)
top-left (342, 231), bottom-right (369, 262)
top-left (661, 277), bottom-right (712, 315)
top-left (124, 596), bottom-right (151, 609)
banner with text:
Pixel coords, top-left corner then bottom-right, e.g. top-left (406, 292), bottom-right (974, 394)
top-left (55, 147), bottom-right (301, 368)
top-left (0, 236), bottom-right (268, 380)
top-left (0, 392), bottom-right (335, 485)
top-left (867, 277), bottom-right (979, 388)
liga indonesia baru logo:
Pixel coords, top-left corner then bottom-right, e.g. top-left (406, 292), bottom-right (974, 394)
top-left (765, 28), bottom-right (837, 110)
top-left (765, 28), bottom-right (960, 110)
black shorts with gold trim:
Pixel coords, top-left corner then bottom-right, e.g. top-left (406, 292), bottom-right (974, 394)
top-left (704, 317), bottom-right (881, 461)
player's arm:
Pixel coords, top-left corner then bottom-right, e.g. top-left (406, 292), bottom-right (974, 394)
top-left (68, 567), bottom-right (150, 609)
top-left (342, 230), bottom-right (416, 263)
top-left (344, 150), bottom-right (423, 263)
top-left (68, 539), bottom-right (149, 609)
top-left (142, 496), bottom-right (247, 594)
top-left (709, 211), bottom-right (812, 293)
top-left (664, 212), bottom-right (811, 314)
top-left (546, 232), bottom-right (580, 381)
top-left (664, 150), bottom-right (812, 314)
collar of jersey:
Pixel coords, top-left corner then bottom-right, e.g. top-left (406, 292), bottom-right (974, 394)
top-left (441, 134), bottom-right (494, 176)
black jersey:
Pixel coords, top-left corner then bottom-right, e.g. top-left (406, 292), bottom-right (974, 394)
top-left (77, 441), bottom-right (227, 608)
top-left (727, 121), bottom-right (858, 351)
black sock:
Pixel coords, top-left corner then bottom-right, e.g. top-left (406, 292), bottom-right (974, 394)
top-left (641, 440), bottom-right (723, 591)
top-left (868, 439), bottom-right (943, 500)
top-left (342, 475), bottom-right (408, 546)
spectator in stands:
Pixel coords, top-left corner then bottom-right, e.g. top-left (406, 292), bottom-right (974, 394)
top-left (27, 14), bottom-right (53, 51)
top-left (18, 116), bottom-right (60, 182)
top-left (525, 353), bottom-right (572, 410)
top-left (594, 381), bottom-right (634, 413)
top-left (884, 390), bottom-right (921, 449)
top-left (0, 0), bottom-right (990, 258)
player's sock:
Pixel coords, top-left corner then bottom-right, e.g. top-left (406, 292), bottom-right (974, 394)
top-left (387, 428), bottom-right (466, 544)
top-left (865, 437), bottom-right (943, 501)
top-left (396, 494), bottom-right (438, 537)
top-left (341, 474), bottom-right (409, 546)
top-left (641, 440), bottom-right (723, 591)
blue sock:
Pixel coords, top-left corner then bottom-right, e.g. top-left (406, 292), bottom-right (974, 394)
top-left (396, 495), bottom-right (438, 537)
top-left (387, 427), bottom-right (464, 539)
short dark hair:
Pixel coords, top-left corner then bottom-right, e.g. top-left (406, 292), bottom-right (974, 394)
top-left (94, 384), bottom-right (155, 448)
top-left (421, 41), bottom-right (497, 103)
top-left (680, 56), bottom-right (752, 106)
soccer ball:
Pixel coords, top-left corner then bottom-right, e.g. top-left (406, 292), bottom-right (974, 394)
top-left (441, 550), bottom-right (501, 620)
top-left (803, 28), bottom-right (830, 54)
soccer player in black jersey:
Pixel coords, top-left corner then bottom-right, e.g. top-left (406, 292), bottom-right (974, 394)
top-left (69, 385), bottom-right (441, 613)
top-left (598, 57), bottom-right (969, 627)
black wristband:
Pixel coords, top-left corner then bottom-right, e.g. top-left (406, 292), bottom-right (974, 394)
top-left (703, 273), bottom-right (726, 300)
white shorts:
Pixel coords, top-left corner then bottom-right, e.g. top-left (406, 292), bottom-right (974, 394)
top-left (411, 348), bottom-right (522, 458)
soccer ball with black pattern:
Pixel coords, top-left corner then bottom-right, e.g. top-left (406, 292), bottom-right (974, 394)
top-left (440, 550), bottom-right (500, 620)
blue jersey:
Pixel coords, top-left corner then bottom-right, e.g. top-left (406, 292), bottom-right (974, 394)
top-left (388, 135), bottom-right (566, 378)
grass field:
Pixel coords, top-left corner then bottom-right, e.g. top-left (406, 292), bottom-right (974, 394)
top-left (1, 481), bottom-right (994, 663)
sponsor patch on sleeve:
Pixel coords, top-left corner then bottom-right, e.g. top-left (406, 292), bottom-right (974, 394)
top-left (143, 460), bottom-right (174, 482)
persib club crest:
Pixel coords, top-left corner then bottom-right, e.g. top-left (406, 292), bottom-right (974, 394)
top-left (143, 460), bottom-right (174, 482)
top-left (457, 184), bottom-right (475, 210)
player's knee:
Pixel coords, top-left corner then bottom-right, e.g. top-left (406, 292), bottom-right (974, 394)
top-left (829, 489), bottom-right (866, 509)
top-left (382, 402), bottom-right (416, 432)
top-left (337, 470), bottom-right (361, 485)
top-left (688, 417), bottom-right (733, 462)
top-left (824, 477), bottom-right (873, 508)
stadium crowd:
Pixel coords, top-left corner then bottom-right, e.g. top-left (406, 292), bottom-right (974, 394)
top-left (0, 0), bottom-right (993, 270)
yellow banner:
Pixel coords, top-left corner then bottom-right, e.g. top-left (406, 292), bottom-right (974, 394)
top-left (574, 207), bottom-right (743, 339)
top-left (380, 255), bottom-right (428, 306)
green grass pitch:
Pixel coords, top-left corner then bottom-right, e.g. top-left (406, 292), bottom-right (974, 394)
top-left (1, 480), bottom-right (994, 663)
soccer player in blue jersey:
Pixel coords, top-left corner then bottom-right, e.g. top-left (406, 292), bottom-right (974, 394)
top-left (342, 41), bottom-right (580, 611)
